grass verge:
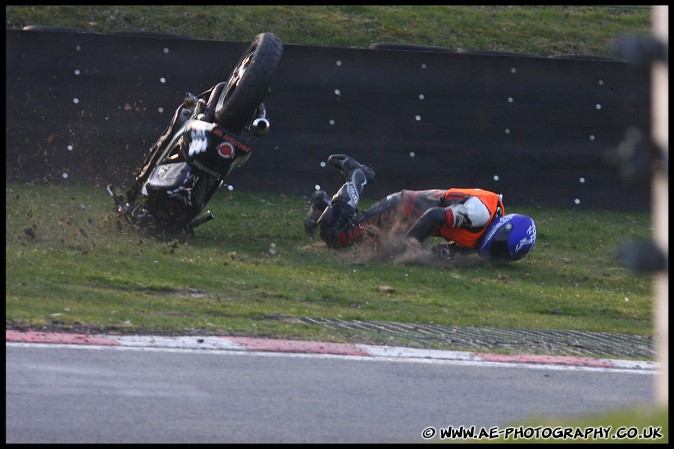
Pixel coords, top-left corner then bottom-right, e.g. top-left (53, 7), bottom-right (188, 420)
top-left (5, 5), bottom-right (652, 57)
top-left (6, 183), bottom-right (653, 352)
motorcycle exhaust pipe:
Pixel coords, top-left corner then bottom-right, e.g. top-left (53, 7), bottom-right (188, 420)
top-left (189, 211), bottom-right (214, 229)
top-left (252, 117), bottom-right (270, 136)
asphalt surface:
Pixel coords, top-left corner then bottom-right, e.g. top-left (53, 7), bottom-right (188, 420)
top-left (6, 341), bottom-right (657, 444)
top-left (6, 328), bottom-right (659, 443)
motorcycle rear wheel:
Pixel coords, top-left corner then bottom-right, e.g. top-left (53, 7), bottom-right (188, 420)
top-left (214, 32), bottom-right (283, 134)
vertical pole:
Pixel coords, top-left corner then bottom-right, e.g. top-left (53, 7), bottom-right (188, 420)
top-left (651, 5), bottom-right (668, 408)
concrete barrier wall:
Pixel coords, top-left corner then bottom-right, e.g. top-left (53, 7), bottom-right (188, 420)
top-left (6, 29), bottom-right (651, 210)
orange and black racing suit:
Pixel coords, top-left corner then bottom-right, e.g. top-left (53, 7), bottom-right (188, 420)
top-left (318, 188), bottom-right (504, 251)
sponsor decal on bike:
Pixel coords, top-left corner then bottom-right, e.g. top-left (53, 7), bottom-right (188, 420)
top-left (217, 141), bottom-right (235, 159)
top-left (222, 133), bottom-right (251, 154)
top-left (211, 125), bottom-right (251, 153)
top-left (188, 129), bottom-right (209, 157)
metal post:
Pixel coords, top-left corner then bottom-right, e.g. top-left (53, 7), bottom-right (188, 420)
top-left (652, 5), bottom-right (668, 408)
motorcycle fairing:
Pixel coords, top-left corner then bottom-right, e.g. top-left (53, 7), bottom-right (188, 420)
top-left (144, 161), bottom-right (193, 192)
top-left (142, 161), bottom-right (200, 211)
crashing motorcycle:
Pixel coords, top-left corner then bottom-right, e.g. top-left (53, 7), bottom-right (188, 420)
top-left (108, 32), bottom-right (283, 239)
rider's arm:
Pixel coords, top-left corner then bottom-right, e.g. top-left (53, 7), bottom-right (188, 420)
top-left (457, 196), bottom-right (491, 228)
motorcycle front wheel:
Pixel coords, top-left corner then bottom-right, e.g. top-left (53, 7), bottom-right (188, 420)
top-left (214, 32), bottom-right (283, 134)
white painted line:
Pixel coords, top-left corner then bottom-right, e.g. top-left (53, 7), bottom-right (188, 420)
top-left (114, 335), bottom-right (244, 351)
top-left (356, 344), bottom-right (483, 361)
top-left (607, 358), bottom-right (659, 371)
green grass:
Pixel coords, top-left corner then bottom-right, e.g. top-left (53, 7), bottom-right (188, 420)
top-left (6, 183), bottom-right (653, 350)
top-left (5, 5), bottom-right (652, 58)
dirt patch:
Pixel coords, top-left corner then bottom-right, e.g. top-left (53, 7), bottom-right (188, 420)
top-left (332, 222), bottom-right (486, 269)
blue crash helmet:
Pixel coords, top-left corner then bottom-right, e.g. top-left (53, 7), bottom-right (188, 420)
top-left (478, 214), bottom-right (536, 262)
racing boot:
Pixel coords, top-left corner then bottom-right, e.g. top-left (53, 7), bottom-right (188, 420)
top-left (327, 154), bottom-right (375, 185)
top-left (304, 189), bottom-right (332, 237)
top-left (326, 154), bottom-right (375, 210)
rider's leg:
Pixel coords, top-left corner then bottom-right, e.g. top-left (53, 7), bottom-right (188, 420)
top-left (358, 189), bottom-right (448, 241)
top-left (316, 189), bottom-right (439, 248)
top-left (358, 191), bottom-right (403, 227)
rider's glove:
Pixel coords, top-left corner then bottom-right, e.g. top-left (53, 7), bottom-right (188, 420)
top-left (432, 243), bottom-right (456, 260)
